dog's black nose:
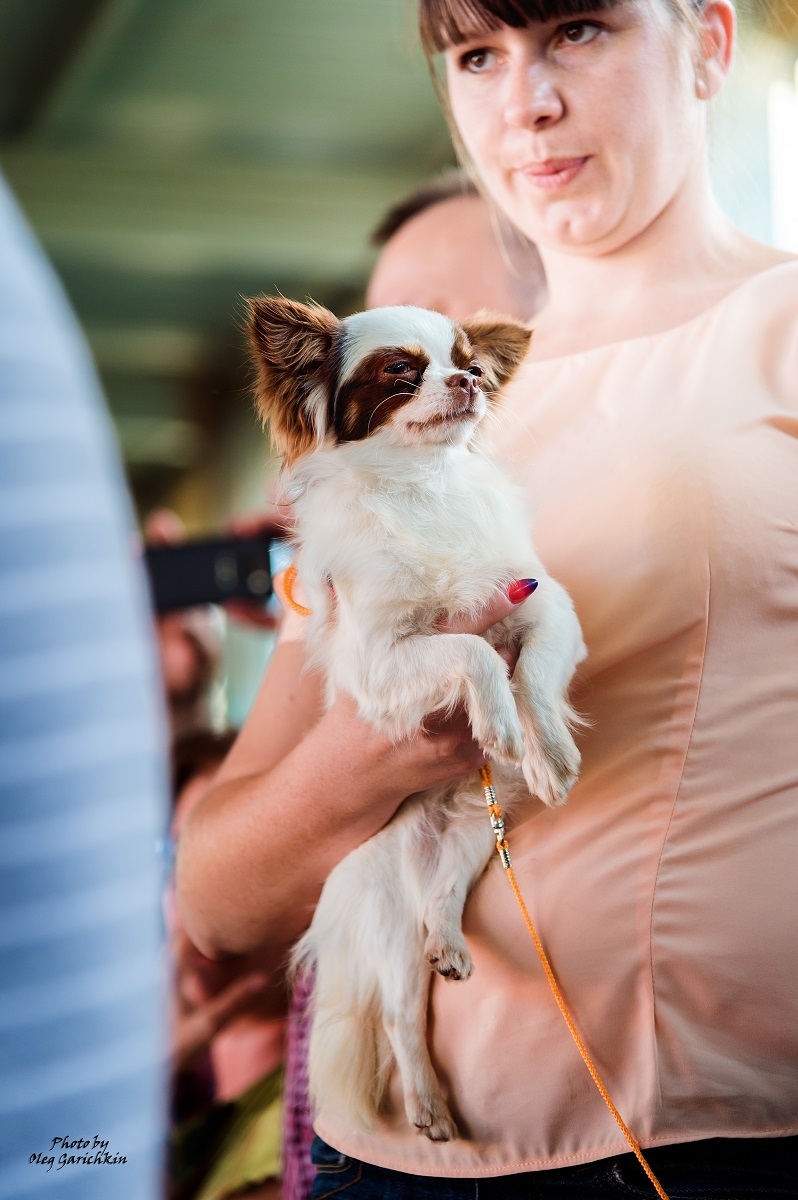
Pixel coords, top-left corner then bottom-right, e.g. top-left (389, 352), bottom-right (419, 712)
top-left (447, 372), bottom-right (478, 398)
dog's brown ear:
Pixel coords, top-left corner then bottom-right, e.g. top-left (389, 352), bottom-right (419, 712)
top-left (460, 312), bottom-right (532, 397)
top-left (247, 296), bottom-right (340, 463)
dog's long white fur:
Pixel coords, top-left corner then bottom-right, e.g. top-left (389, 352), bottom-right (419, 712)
top-left (253, 301), bottom-right (586, 1141)
top-left (286, 435), bottom-right (585, 1140)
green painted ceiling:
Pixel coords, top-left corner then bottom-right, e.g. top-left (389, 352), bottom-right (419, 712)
top-left (0, 0), bottom-right (453, 505)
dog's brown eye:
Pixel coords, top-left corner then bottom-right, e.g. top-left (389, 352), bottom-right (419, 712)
top-left (468, 364), bottom-right (483, 378)
top-left (385, 361), bottom-right (412, 375)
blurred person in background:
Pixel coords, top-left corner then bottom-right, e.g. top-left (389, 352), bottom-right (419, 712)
top-left (142, 519), bottom-right (290, 1200)
top-left (145, 508), bottom-right (288, 742)
top-left (366, 167), bottom-right (546, 322)
top-left (168, 730), bottom-right (286, 1200)
top-left (145, 509), bottom-right (223, 741)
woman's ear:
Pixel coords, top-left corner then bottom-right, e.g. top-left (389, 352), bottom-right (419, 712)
top-left (695, 0), bottom-right (736, 100)
top-left (247, 296), bottom-right (340, 463)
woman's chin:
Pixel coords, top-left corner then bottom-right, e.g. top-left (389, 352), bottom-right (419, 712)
top-left (533, 203), bottom-right (640, 257)
top-left (501, 174), bottom-right (641, 255)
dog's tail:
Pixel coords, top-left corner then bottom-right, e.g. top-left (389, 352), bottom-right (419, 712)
top-left (292, 931), bottom-right (391, 1127)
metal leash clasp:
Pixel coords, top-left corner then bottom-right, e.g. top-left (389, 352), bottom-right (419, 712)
top-left (480, 764), bottom-right (512, 869)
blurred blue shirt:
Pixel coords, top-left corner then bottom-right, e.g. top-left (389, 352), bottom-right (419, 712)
top-left (0, 175), bottom-right (168, 1200)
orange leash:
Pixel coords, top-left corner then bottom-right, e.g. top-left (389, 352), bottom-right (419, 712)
top-left (479, 764), bottom-right (669, 1200)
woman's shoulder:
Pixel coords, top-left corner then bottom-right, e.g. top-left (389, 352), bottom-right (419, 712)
top-left (713, 256), bottom-right (798, 397)
top-left (525, 255), bottom-right (797, 367)
top-left (723, 251), bottom-right (798, 312)
top-left (675, 235), bottom-right (795, 329)
top-left (499, 254), bottom-right (798, 438)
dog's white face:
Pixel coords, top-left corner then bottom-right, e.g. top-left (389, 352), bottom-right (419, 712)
top-left (334, 307), bottom-right (487, 449)
top-left (247, 298), bottom-right (532, 463)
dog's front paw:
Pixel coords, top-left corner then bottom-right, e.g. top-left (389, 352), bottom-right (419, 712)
top-left (472, 706), bottom-right (525, 766)
top-left (425, 932), bottom-right (473, 981)
top-left (408, 1092), bottom-right (458, 1142)
top-left (522, 724), bottom-right (581, 808)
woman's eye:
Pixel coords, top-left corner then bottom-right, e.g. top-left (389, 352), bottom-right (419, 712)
top-left (457, 47), bottom-right (495, 73)
top-left (555, 21), bottom-right (602, 48)
top-left (468, 364), bottom-right (483, 378)
top-left (385, 362), bottom-right (412, 375)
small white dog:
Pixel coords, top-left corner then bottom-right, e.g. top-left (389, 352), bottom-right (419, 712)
top-left (248, 297), bottom-right (585, 1141)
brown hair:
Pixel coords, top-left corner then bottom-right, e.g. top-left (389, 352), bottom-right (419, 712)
top-left (371, 168), bottom-right (478, 246)
top-left (419, 0), bottom-right (702, 57)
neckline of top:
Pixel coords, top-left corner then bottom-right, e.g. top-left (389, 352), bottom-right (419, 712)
top-left (527, 258), bottom-right (798, 368)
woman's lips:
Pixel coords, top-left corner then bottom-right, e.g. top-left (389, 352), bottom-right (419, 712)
top-left (520, 157), bottom-right (589, 190)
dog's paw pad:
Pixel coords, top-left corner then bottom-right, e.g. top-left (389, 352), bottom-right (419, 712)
top-left (425, 935), bottom-right (473, 981)
top-left (409, 1096), bottom-right (458, 1142)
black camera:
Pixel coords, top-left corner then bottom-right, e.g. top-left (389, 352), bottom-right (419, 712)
top-left (144, 533), bottom-right (285, 613)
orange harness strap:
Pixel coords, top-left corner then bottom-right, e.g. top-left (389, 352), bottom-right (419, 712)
top-left (479, 764), bottom-right (669, 1200)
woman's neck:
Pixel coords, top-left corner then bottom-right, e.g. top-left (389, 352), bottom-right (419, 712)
top-left (530, 172), bottom-right (785, 360)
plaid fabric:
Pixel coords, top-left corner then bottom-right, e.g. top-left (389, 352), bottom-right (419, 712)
top-left (281, 970), bottom-right (315, 1200)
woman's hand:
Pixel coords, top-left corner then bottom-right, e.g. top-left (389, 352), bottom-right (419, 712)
top-left (440, 579), bottom-right (537, 636)
top-left (382, 579), bottom-right (539, 792)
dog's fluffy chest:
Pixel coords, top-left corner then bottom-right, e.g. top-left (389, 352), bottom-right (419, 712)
top-left (287, 444), bottom-right (534, 618)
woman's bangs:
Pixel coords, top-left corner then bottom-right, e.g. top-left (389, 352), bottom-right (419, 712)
top-left (420, 0), bottom-right (622, 54)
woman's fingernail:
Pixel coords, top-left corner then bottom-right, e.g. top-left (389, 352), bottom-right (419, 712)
top-left (507, 578), bottom-right (539, 604)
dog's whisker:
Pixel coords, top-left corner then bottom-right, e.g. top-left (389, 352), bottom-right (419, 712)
top-left (478, 403), bottom-right (539, 451)
top-left (365, 392), bottom-right (416, 436)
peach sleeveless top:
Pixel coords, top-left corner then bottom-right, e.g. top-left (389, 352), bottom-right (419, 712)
top-left (278, 261), bottom-right (798, 1176)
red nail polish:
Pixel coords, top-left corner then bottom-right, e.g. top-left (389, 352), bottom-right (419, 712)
top-left (507, 578), bottom-right (539, 603)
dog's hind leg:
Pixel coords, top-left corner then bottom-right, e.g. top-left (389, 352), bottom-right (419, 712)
top-left (423, 798), bottom-right (495, 982)
top-left (372, 816), bottom-right (458, 1142)
top-left (380, 946), bottom-right (458, 1142)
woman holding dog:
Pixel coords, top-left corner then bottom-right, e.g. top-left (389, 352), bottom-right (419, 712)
top-left (178, 1), bottom-right (798, 1195)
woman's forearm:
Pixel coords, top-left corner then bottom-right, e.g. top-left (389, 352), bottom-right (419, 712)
top-left (176, 697), bottom-right (407, 958)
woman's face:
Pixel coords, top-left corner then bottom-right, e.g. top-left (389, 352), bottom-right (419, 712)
top-left (443, 1), bottom-right (705, 256)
